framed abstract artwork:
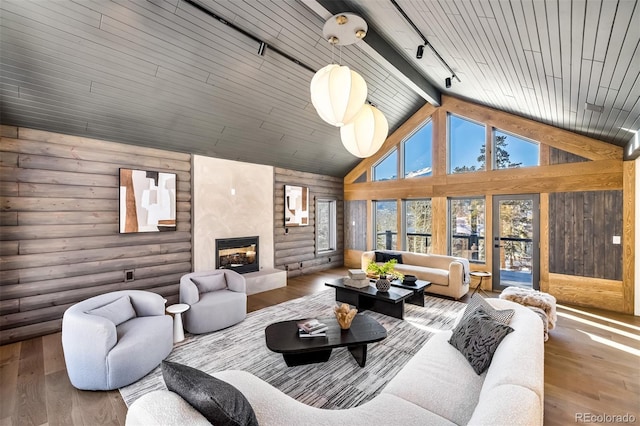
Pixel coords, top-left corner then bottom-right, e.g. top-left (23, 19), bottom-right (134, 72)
top-left (284, 184), bottom-right (309, 226)
top-left (119, 168), bottom-right (177, 233)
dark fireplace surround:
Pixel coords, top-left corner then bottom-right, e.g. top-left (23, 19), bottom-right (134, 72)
top-left (215, 236), bottom-right (259, 274)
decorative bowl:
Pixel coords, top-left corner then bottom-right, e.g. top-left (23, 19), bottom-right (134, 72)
top-left (334, 303), bottom-right (357, 329)
top-left (402, 275), bottom-right (417, 285)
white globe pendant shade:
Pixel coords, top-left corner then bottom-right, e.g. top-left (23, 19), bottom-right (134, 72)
top-left (340, 104), bottom-right (389, 158)
top-left (310, 64), bottom-right (367, 127)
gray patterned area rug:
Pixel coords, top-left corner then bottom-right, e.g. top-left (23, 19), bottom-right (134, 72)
top-left (120, 289), bottom-right (465, 409)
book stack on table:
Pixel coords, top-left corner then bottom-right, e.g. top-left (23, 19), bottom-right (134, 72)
top-left (344, 269), bottom-right (369, 288)
top-left (297, 319), bottom-right (328, 338)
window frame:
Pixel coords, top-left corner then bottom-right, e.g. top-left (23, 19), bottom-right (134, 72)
top-left (447, 113), bottom-right (487, 174)
top-left (315, 197), bottom-right (337, 255)
top-left (403, 198), bottom-right (432, 254)
top-left (372, 199), bottom-right (398, 250)
top-left (447, 196), bottom-right (486, 264)
top-left (491, 128), bottom-right (540, 170)
top-left (372, 147), bottom-right (399, 182)
top-left (402, 119), bottom-right (433, 179)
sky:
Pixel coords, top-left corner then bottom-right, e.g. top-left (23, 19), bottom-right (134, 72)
top-left (374, 115), bottom-right (540, 181)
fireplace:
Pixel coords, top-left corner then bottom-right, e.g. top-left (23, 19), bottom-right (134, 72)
top-left (215, 236), bottom-right (259, 274)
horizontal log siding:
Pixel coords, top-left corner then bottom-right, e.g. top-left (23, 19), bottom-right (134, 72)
top-left (274, 168), bottom-right (343, 277)
top-left (0, 126), bottom-right (192, 344)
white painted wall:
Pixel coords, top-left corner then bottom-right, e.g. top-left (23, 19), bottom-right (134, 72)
top-left (635, 158), bottom-right (639, 316)
top-left (193, 155), bottom-right (274, 271)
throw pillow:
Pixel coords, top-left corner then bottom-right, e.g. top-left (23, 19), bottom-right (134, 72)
top-left (449, 306), bottom-right (514, 375)
top-left (461, 295), bottom-right (515, 325)
top-left (86, 295), bottom-right (136, 326)
top-left (374, 251), bottom-right (404, 264)
top-left (191, 273), bottom-right (227, 293)
top-left (162, 361), bottom-right (258, 426)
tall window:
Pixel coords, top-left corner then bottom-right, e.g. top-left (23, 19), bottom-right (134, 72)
top-left (403, 121), bottom-right (433, 178)
top-left (493, 130), bottom-right (539, 169)
top-left (448, 114), bottom-right (486, 173)
top-left (405, 199), bottom-right (432, 253)
top-left (373, 149), bottom-right (398, 181)
top-left (316, 198), bottom-right (336, 254)
top-left (374, 200), bottom-right (397, 250)
top-left (449, 198), bottom-right (485, 262)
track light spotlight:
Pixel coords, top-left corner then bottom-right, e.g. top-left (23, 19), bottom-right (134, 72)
top-left (416, 44), bottom-right (424, 59)
top-left (445, 77), bottom-right (451, 88)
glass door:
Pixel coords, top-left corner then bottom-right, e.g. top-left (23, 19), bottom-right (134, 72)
top-left (492, 194), bottom-right (540, 291)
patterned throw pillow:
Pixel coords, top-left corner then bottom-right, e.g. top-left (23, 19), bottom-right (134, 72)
top-left (449, 306), bottom-right (514, 375)
top-left (162, 361), bottom-right (258, 426)
top-left (461, 295), bottom-right (515, 325)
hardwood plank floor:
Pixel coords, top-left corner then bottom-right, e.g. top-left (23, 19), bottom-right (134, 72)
top-left (0, 267), bottom-right (638, 425)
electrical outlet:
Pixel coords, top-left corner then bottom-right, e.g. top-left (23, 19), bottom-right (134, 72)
top-left (612, 236), bottom-right (621, 245)
top-left (124, 269), bottom-right (135, 282)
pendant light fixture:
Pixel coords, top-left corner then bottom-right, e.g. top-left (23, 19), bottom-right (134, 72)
top-left (310, 63), bottom-right (367, 127)
top-left (310, 13), bottom-right (388, 158)
top-left (340, 104), bottom-right (389, 158)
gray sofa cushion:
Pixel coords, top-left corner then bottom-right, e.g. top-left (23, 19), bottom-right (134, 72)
top-left (192, 274), bottom-right (227, 293)
top-left (86, 295), bottom-right (136, 326)
top-left (449, 306), bottom-right (514, 374)
top-left (162, 361), bottom-right (258, 426)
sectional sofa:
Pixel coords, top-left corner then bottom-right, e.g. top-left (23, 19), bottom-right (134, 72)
top-left (362, 250), bottom-right (471, 300)
top-left (126, 298), bottom-right (544, 425)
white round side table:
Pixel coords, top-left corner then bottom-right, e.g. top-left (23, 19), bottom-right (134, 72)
top-left (166, 303), bottom-right (189, 343)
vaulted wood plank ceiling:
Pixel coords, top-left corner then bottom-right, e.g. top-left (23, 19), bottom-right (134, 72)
top-left (1, 0), bottom-right (638, 177)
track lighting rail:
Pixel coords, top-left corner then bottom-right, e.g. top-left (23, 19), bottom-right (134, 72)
top-left (389, 0), bottom-right (461, 83)
top-left (183, 0), bottom-right (316, 73)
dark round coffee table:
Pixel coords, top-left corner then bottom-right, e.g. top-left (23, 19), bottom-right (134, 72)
top-left (265, 314), bottom-right (386, 367)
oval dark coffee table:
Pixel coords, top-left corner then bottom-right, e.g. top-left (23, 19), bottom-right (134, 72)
top-left (265, 314), bottom-right (386, 368)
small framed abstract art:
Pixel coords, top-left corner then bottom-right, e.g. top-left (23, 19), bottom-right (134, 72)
top-left (119, 168), bottom-right (177, 233)
top-left (284, 184), bottom-right (309, 226)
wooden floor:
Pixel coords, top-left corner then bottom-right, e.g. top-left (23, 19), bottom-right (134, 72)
top-left (1, 267), bottom-right (638, 425)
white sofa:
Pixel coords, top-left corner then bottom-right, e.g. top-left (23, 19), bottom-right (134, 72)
top-left (362, 250), bottom-right (471, 300)
top-left (126, 299), bottom-right (544, 426)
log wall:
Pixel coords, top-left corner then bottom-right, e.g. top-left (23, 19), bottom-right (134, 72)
top-left (274, 168), bottom-right (343, 277)
top-left (0, 126), bottom-right (192, 344)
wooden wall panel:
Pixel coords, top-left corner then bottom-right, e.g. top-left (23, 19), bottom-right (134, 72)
top-left (0, 127), bottom-right (192, 345)
top-left (548, 190), bottom-right (622, 281)
top-left (622, 161), bottom-right (635, 314)
top-left (273, 168), bottom-right (343, 277)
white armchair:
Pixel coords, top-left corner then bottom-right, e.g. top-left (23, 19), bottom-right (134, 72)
top-left (179, 270), bottom-right (247, 334)
top-left (62, 290), bottom-right (173, 390)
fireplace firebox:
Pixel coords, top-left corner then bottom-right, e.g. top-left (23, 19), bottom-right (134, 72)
top-left (215, 236), bottom-right (259, 274)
